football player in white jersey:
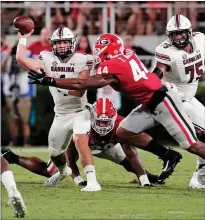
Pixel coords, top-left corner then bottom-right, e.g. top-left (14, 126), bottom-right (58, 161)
top-left (16, 27), bottom-right (101, 191)
top-left (154, 14), bottom-right (205, 189)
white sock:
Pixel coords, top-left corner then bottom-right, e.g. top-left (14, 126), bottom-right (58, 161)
top-left (57, 164), bottom-right (70, 175)
top-left (84, 165), bottom-right (98, 185)
top-left (1, 170), bottom-right (17, 197)
top-left (74, 176), bottom-right (84, 185)
top-left (139, 174), bottom-right (150, 186)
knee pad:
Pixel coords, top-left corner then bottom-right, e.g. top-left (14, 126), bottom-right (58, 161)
top-left (48, 146), bottom-right (66, 157)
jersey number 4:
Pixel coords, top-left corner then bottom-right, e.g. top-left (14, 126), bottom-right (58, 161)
top-left (57, 75), bottom-right (68, 96)
top-left (129, 59), bottom-right (148, 81)
top-left (185, 61), bottom-right (203, 84)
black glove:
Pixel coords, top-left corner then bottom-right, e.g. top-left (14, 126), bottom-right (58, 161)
top-left (28, 69), bottom-right (56, 86)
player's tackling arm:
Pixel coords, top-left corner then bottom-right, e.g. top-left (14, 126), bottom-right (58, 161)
top-left (16, 30), bottom-right (44, 71)
top-left (153, 44), bottom-right (172, 78)
top-left (152, 61), bottom-right (168, 78)
top-left (68, 70), bottom-right (90, 97)
top-left (28, 70), bottom-right (118, 90)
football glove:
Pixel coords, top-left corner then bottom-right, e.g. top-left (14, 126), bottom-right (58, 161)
top-left (28, 69), bottom-right (56, 86)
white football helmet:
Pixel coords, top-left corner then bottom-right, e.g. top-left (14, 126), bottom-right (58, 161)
top-left (166, 15), bottom-right (192, 48)
top-left (50, 27), bottom-right (76, 58)
top-left (91, 98), bottom-right (117, 136)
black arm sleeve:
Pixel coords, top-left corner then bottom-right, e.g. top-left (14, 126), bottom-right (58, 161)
top-left (152, 67), bottom-right (164, 79)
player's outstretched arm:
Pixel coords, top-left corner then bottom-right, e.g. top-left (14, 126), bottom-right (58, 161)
top-left (152, 62), bottom-right (168, 79)
top-left (68, 70), bottom-right (90, 97)
top-left (16, 30), bottom-right (44, 72)
top-left (28, 69), bottom-right (118, 90)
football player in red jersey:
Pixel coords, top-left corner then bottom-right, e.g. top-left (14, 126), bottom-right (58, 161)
top-left (68, 97), bottom-right (157, 187)
top-left (27, 32), bottom-right (205, 184)
top-left (2, 98), bottom-right (161, 186)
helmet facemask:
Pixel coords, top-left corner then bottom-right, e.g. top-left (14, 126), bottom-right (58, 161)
top-left (52, 38), bottom-right (76, 60)
top-left (167, 29), bottom-right (192, 49)
top-left (91, 117), bottom-right (116, 136)
top-left (90, 98), bottom-right (117, 136)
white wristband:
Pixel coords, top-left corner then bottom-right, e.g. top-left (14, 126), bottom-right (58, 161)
top-left (139, 174), bottom-right (150, 186)
top-left (18, 38), bottom-right (27, 46)
top-left (74, 175), bottom-right (84, 185)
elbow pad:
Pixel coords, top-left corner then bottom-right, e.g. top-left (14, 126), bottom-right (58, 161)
top-left (152, 67), bottom-right (164, 79)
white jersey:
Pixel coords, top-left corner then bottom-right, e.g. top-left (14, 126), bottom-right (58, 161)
top-left (155, 32), bottom-right (205, 100)
top-left (38, 52), bottom-right (93, 114)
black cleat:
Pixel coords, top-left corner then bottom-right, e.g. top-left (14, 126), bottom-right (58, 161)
top-left (1, 146), bottom-right (18, 164)
top-left (78, 181), bottom-right (87, 187)
top-left (146, 171), bottom-right (165, 185)
top-left (158, 149), bottom-right (182, 183)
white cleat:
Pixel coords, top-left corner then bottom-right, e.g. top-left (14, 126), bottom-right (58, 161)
top-left (189, 172), bottom-right (205, 189)
top-left (9, 189), bottom-right (26, 218)
top-left (44, 166), bottom-right (72, 187)
top-left (80, 183), bottom-right (102, 192)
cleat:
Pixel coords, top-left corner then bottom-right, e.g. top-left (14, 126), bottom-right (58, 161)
top-left (80, 183), bottom-right (102, 192)
top-left (158, 149), bottom-right (182, 182)
top-left (142, 183), bottom-right (154, 187)
top-left (1, 146), bottom-right (17, 164)
top-left (146, 171), bottom-right (165, 184)
top-left (44, 166), bottom-right (72, 187)
top-left (189, 172), bottom-right (205, 189)
top-left (10, 189), bottom-right (26, 218)
top-left (130, 172), bottom-right (165, 185)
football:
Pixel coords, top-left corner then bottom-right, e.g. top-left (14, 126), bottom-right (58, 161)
top-left (13, 16), bottom-right (34, 35)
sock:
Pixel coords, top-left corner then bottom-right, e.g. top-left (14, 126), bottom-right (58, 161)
top-left (139, 174), bottom-right (150, 186)
top-left (145, 139), bottom-right (168, 158)
top-left (74, 176), bottom-right (85, 185)
top-left (84, 165), bottom-right (97, 185)
top-left (47, 161), bottom-right (58, 176)
top-left (57, 164), bottom-right (70, 175)
top-left (120, 159), bottom-right (134, 172)
top-left (1, 170), bottom-right (17, 197)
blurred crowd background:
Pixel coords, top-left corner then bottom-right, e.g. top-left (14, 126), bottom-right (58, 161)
top-left (1, 1), bottom-right (205, 147)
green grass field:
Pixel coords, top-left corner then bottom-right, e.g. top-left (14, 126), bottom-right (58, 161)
top-left (2, 148), bottom-right (205, 220)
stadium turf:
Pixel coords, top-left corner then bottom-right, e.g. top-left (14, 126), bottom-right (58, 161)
top-left (2, 148), bottom-right (205, 220)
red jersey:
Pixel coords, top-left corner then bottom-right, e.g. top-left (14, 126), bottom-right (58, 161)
top-left (88, 115), bottom-right (124, 151)
top-left (96, 49), bottom-right (162, 106)
top-left (27, 41), bottom-right (52, 55)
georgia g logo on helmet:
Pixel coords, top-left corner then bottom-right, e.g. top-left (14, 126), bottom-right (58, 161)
top-left (166, 14), bottom-right (192, 49)
top-left (99, 38), bottom-right (110, 45)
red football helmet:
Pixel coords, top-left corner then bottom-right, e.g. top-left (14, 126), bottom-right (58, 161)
top-left (93, 33), bottom-right (124, 66)
top-left (91, 98), bottom-right (117, 136)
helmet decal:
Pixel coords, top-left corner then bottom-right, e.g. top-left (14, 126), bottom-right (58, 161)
top-left (175, 14), bottom-right (180, 28)
top-left (58, 27), bottom-right (63, 39)
top-left (99, 38), bottom-right (110, 45)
